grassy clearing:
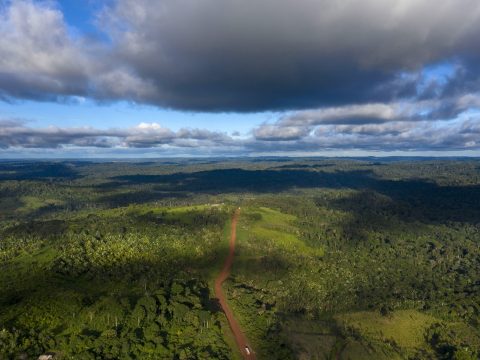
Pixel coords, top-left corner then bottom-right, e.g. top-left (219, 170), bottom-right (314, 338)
top-left (19, 196), bottom-right (65, 214)
top-left (336, 310), bottom-right (437, 356)
top-left (242, 206), bottom-right (324, 257)
top-left (61, 203), bottom-right (227, 223)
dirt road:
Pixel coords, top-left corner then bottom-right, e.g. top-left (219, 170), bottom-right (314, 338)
top-left (214, 208), bottom-right (256, 359)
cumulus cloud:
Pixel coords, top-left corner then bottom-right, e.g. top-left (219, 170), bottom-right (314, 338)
top-left (0, 1), bottom-right (91, 100)
top-left (278, 104), bottom-right (400, 126)
top-left (252, 91), bottom-right (480, 147)
top-left (253, 124), bottom-right (312, 141)
top-left (98, 0), bottom-right (480, 111)
top-left (0, 119), bottom-right (235, 150)
top-left (1, 115), bottom-right (479, 154)
top-left (0, 0), bottom-right (153, 103)
top-left (248, 118), bottom-right (480, 153)
top-left (1, 0), bottom-right (480, 112)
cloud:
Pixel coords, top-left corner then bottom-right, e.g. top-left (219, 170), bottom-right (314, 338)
top-left (1, 0), bottom-right (480, 112)
top-left (253, 124), bottom-right (312, 141)
top-left (323, 122), bottom-right (416, 137)
top-left (0, 119), bottom-right (235, 150)
top-left (2, 114), bottom-right (479, 155)
top-left (0, 0), bottom-right (154, 103)
top-left (248, 95), bottom-right (480, 152)
top-left (278, 104), bottom-right (400, 126)
top-left (247, 118), bottom-right (480, 153)
top-left (99, 0), bottom-right (480, 111)
top-left (252, 92), bottom-right (480, 145)
top-left (0, 1), bottom-right (91, 100)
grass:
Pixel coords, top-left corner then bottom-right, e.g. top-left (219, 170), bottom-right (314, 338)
top-left (61, 203), bottom-right (226, 223)
top-left (245, 206), bottom-right (324, 257)
top-left (336, 310), bottom-right (438, 355)
top-left (19, 196), bottom-right (65, 214)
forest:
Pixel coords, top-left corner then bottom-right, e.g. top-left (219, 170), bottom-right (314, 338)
top-left (0, 158), bottom-right (479, 359)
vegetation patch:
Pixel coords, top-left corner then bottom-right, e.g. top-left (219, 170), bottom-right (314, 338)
top-left (337, 310), bottom-right (436, 351)
top-left (1, 159), bottom-right (480, 359)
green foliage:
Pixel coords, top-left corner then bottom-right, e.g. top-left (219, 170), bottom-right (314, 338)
top-left (0, 278), bottom-right (232, 359)
top-left (1, 159), bottom-right (480, 359)
top-left (0, 202), bottom-right (232, 359)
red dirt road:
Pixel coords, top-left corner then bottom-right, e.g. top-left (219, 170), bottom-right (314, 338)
top-left (215, 208), bottom-right (256, 359)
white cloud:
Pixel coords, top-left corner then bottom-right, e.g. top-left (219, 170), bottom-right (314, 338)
top-left (0, 119), bottom-right (236, 150)
top-left (1, 116), bottom-right (480, 154)
top-left (253, 124), bottom-right (312, 141)
top-left (0, 0), bottom-right (91, 98)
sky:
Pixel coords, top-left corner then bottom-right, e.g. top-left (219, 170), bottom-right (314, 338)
top-left (0, 0), bottom-right (480, 158)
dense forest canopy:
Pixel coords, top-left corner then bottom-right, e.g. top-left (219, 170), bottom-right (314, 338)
top-left (0, 158), bottom-right (479, 359)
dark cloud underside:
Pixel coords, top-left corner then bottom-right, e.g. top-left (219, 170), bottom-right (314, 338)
top-left (0, 0), bottom-right (479, 111)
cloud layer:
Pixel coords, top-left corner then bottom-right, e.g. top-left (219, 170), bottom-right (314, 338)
top-left (1, 113), bottom-right (478, 155)
top-left (1, 0), bottom-right (480, 112)
top-left (104, 0), bottom-right (480, 111)
top-left (0, 120), bottom-right (235, 150)
top-left (1, 0), bottom-right (480, 155)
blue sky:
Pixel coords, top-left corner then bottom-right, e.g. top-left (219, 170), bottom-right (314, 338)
top-left (0, 99), bottom-right (268, 134)
top-left (0, 0), bottom-right (479, 157)
top-left (58, 0), bottom-right (103, 36)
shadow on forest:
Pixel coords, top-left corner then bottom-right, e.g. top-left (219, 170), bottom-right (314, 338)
top-left (102, 168), bottom-right (480, 226)
top-left (0, 235), bottom-right (227, 319)
top-left (97, 190), bottom-right (189, 207)
top-left (0, 162), bottom-right (81, 180)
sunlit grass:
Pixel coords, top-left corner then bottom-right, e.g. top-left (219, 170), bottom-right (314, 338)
top-left (336, 310), bottom-right (437, 350)
top-left (250, 206), bottom-right (324, 257)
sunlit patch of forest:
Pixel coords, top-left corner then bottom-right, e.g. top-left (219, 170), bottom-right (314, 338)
top-left (0, 158), bottom-right (479, 359)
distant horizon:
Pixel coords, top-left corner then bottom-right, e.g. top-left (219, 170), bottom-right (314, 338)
top-left (1, 154), bottom-right (480, 162)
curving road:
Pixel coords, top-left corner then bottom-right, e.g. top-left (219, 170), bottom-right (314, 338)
top-left (215, 208), bottom-right (256, 359)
